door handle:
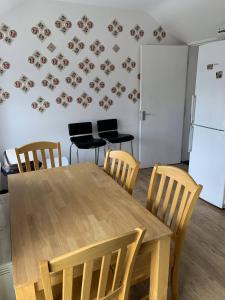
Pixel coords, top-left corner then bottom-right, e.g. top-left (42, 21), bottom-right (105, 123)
top-left (140, 110), bottom-right (151, 121)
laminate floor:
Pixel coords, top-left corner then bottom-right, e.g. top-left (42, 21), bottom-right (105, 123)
top-left (133, 166), bottom-right (225, 300)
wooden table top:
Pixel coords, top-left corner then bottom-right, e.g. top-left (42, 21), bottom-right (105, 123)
top-left (9, 163), bottom-right (172, 287)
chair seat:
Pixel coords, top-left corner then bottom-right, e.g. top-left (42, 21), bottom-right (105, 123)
top-left (70, 135), bottom-right (106, 149)
top-left (99, 131), bottom-right (134, 144)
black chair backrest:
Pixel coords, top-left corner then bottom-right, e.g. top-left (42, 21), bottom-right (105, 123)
top-left (97, 119), bottom-right (118, 133)
top-left (68, 122), bottom-right (92, 136)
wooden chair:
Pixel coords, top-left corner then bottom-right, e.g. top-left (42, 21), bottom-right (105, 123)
top-left (39, 228), bottom-right (145, 300)
top-left (15, 141), bottom-right (62, 173)
top-left (132, 165), bottom-right (202, 300)
top-left (104, 150), bottom-right (140, 195)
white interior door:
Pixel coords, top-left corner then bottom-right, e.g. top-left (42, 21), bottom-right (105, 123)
top-left (139, 45), bottom-right (188, 168)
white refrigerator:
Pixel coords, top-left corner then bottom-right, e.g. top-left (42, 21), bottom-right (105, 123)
top-left (189, 40), bottom-right (225, 208)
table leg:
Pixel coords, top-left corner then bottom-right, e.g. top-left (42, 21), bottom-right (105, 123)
top-left (150, 236), bottom-right (171, 300)
top-left (15, 282), bottom-right (36, 300)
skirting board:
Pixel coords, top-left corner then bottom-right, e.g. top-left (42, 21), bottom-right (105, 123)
top-left (0, 263), bottom-right (16, 300)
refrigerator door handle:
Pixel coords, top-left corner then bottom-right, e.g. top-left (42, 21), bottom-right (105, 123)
top-left (188, 125), bottom-right (194, 152)
top-left (191, 95), bottom-right (197, 124)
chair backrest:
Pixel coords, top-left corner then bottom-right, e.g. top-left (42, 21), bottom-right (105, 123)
top-left (146, 165), bottom-right (202, 242)
top-left (97, 119), bottom-right (118, 133)
top-left (15, 141), bottom-right (62, 173)
top-left (40, 228), bottom-right (145, 300)
top-left (68, 122), bottom-right (93, 137)
top-left (104, 150), bottom-right (140, 195)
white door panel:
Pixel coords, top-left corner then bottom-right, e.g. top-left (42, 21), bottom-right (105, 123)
top-left (189, 125), bottom-right (225, 208)
top-left (195, 40), bottom-right (225, 130)
top-left (139, 45), bottom-right (188, 168)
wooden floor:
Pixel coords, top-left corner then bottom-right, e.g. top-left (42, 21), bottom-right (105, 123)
top-left (133, 165), bottom-right (225, 300)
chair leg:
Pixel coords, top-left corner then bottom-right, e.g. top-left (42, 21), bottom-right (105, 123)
top-left (97, 147), bottom-right (100, 165)
top-left (171, 258), bottom-right (180, 300)
top-left (69, 143), bottom-right (73, 165)
top-left (104, 145), bottom-right (106, 157)
top-left (131, 140), bottom-right (134, 156)
top-left (119, 143), bottom-right (122, 150)
top-left (94, 148), bottom-right (97, 165)
top-left (76, 149), bottom-right (79, 164)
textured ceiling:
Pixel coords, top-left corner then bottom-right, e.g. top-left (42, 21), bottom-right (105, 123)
top-left (1, 0), bottom-right (225, 44)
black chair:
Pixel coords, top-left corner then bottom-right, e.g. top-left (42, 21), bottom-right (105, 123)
top-left (68, 122), bottom-right (106, 164)
top-left (97, 119), bottom-right (134, 155)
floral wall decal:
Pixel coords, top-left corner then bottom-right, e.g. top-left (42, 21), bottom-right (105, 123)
top-left (153, 26), bottom-right (166, 42)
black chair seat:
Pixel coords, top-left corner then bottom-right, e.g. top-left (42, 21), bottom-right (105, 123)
top-left (99, 131), bottom-right (134, 144)
top-left (70, 135), bottom-right (106, 149)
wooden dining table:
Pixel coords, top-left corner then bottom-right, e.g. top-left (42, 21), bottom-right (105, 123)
top-left (9, 163), bottom-right (172, 300)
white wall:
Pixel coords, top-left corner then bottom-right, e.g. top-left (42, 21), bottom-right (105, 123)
top-left (0, 0), bottom-right (25, 17)
top-left (182, 46), bottom-right (199, 161)
top-left (0, 0), bottom-right (179, 164)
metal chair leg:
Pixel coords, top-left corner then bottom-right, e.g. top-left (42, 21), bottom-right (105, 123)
top-left (94, 148), bottom-right (97, 164)
top-left (97, 147), bottom-right (100, 165)
top-left (131, 140), bottom-right (134, 156)
top-left (119, 143), bottom-right (122, 150)
top-left (104, 145), bottom-right (106, 157)
top-left (69, 143), bottom-right (73, 165)
top-left (76, 149), bottom-right (79, 164)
